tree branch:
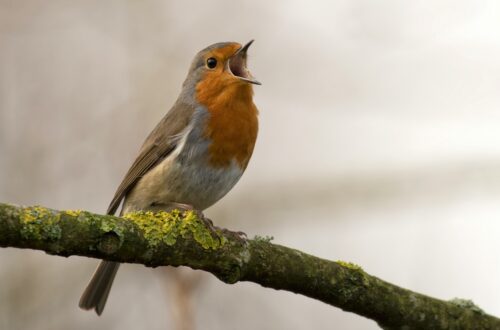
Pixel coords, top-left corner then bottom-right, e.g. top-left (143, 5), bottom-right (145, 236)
top-left (0, 202), bottom-right (497, 329)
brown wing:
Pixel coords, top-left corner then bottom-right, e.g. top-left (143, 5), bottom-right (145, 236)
top-left (107, 101), bottom-right (195, 215)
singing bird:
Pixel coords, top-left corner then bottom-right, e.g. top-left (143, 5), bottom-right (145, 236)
top-left (79, 41), bottom-right (260, 315)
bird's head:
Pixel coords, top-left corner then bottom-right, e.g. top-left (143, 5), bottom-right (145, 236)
top-left (188, 40), bottom-right (260, 86)
top-left (182, 41), bottom-right (260, 107)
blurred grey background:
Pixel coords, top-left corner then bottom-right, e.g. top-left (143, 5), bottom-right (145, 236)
top-left (1, 1), bottom-right (500, 329)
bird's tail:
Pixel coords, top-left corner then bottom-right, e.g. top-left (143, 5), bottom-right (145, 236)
top-left (79, 261), bottom-right (120, 315)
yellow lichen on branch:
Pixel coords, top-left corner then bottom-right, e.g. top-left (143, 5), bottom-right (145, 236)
top-left (123, 210), bottom-right (226, 250)
top-left (1, 202), bottom-right (500, 330)
top-left (20, 205), bottom-right (62, 241)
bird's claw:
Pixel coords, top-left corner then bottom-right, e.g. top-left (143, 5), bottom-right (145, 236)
top-left (191, 210), bottom-right (218, 234)
top-left (215, 227), bottom-right (248, 242)
top-left (190, 210), bottom-right (247, 243)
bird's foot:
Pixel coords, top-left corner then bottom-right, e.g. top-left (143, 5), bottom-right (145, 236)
top-left (192, 212), bottom-right (247, 242)
top-left (216, 227), bottom-right (247, 242)
top-left (189, 209), bottom-right (217, 233)
top-left (179, 207), bottom-right (247, 242)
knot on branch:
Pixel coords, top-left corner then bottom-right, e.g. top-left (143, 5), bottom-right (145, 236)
top-left (97, 231), bottom-right (121, 255)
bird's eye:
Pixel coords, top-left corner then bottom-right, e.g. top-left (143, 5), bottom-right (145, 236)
top-left (206, 57), bottom-right (217, 69)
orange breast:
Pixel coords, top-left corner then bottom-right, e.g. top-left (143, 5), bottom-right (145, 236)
top-left (196, 77), bottom-right (258, 170)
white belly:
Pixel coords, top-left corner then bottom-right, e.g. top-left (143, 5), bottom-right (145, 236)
top-left (122, 145), bottom-right (244, 213)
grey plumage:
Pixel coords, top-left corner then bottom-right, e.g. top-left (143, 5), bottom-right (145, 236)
top-left (78, 261), bottom-right (120, 315)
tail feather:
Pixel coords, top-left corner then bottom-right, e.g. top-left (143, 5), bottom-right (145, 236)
top-left (79, 261), bottom-right (120, 315)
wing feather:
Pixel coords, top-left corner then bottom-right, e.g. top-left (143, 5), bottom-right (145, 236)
top-left (107, 101), bottom-right (195, 215)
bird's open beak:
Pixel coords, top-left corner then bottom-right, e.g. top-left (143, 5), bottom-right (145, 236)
top-left (228, 40), bottom-right (261, 85)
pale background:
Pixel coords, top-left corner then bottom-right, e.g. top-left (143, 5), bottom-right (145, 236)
top-left (1, 1), bottom-right (500, 329)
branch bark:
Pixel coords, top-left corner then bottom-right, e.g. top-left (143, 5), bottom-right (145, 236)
top-left (0, 202), bottom-right (497, 329)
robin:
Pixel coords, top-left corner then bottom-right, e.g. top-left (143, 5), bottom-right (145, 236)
top-left (79, 40), bottom-right (260, 315)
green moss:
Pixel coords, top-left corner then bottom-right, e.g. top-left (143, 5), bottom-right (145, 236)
top-left (449, 298), bottom-right (484, 314)
top-left (123, 210), bottom-right (225, 250)
top-left (64, 209), bottom-right (82, 217)
top-left (254, 235), bottom-right (274, 243)
top-left (337, 260), bottom-right (363, 271)
top-left (335, 260), bottom-right (370, 295)
top-left (100, 216), bottom-right (118, 233)
top-left (20, 206), bottom-right (62, 241)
